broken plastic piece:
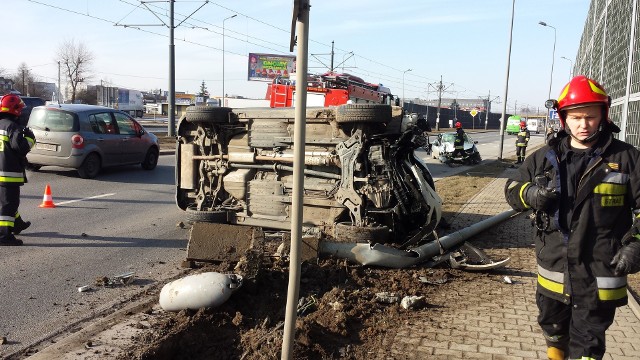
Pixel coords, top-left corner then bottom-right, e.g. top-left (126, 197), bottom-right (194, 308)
top-left (375, 292), bottom-right (399, 304)
top-left (77, 285), bottom-right (91, 293)
top-left (159, 272), bottom-right (243, 312)
top-left (401, 295), bottom-right (426, 310)
top-left (503, 276), bottom-right (513, 284)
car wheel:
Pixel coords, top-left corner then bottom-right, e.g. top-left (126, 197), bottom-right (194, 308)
top-left (26, 162), bottom-right (41, 171)
top-left (185, 205), bottom-right (228, 223)
top-left (333, 221), bottom-right (390, 243)
top-left (141, 147), bottom-right (159, 170)
top-left (335, 104), bottom-right (392, 123)
top-left (185, 106), bottom-right (234, 124)
top-left (77, 153), bottom-right (101, 179)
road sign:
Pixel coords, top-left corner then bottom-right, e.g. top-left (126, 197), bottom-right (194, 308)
top-left (470, 109), bottom-right (478, 117)
top-left (549, 109), bottom-right (559, 120)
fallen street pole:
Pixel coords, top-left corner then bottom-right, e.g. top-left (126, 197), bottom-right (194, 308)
top-left (319, 209), bottom-right (519, 268)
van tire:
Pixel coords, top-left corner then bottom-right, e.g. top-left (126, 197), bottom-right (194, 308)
top-left (185, 205), bottom-right (228, 223)
top-left (186, 106), bottom-right (234, 124)
top-left (335, 104), bottom-right (391, 123)
top-left (78, 153), bottom-right (101, 179)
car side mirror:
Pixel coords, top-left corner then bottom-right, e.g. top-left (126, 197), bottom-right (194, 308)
top-left (138, 129), bottom-right (145, 136)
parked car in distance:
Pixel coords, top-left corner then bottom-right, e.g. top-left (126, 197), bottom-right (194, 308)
top-left (430, 131), bottom-right (479, 160)
top-left (26, 104), bottom-right (160, 178)
top-left (19, 96), bottom-right (46, 127)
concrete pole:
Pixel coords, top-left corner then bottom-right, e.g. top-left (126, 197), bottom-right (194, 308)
top-left (222, 14), bottom-right (237, 106)
top-left (485, 90), bottom-right (490, 130)
top-left (498, 0), bottom-right (515, 160)
top-left (281, 1), bottom-right (309, 359)
top-left (436, 75), bottom-right (442, 131)
top-left (168, 0), bottom-right (176, 137)
top-left (57, 61), bottom-right (61, 103)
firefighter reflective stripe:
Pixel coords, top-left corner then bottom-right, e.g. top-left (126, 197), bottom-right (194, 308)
top-left (0, 129), bottom-right (8, 152)
top-left (519, 182), bottom-right (531, 209)
top-left (0, 215), bottom-right (15, 227)
top-left (0, 171), bottom-right (24, 183)
top-left (25, 136), bottom-right (34, 148)
top-left (538, 265), bottom-right (565, 295)
top-left (596, 276), bottom-right (627, 301)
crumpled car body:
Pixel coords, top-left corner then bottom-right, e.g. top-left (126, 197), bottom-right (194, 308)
top-left (431, 132), bottom-right (481, 165)
top-left (175, 104), bottom-right (442, 246)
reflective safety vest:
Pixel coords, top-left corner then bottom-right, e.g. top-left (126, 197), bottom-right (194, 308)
top-left (516, 128), bottom-right (530, 147)
top-left (0, 118), bottom-right (33, 185)
top-left (505, 131), bottom-right (640, 309)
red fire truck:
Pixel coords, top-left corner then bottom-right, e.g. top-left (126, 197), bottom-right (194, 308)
top-left (266, 71), bottom-right (396, 108)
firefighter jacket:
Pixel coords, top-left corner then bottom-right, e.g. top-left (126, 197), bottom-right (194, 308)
top-left (454, 128), bottom-right (465, 150)
top-left (516, 127), bottom-right (530, 147)
top-left (0, 116), bottom-right (35, 186)
top-left (504, 130), bottom-right (640, 309)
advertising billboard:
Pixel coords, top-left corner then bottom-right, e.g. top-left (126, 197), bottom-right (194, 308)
top-left (248, 53), bottom-right (296, 82)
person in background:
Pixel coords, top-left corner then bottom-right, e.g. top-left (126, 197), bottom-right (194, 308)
top-left (515, 120), bottom-right (530, 164)
top-left (0, 94), bottom-right (35, 246)
top-left (504, 75), bottom-right (640, 360)
top-left (452, 121), bottom-right (465, 158)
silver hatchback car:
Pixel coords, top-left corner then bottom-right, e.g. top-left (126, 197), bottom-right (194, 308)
top-left (26, 104), bottom-right (160, 178)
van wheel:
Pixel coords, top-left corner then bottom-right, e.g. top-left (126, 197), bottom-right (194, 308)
top-left (335, 104), bottom-right (391, 123)
top-left (141, 147), bottom-right (159, 170)
top-left (78, 153), bottom-right (101, 179)
top-left (185, 205), bottom-right (228, 223)
top-left (186, 106), bottom-right (234, 123)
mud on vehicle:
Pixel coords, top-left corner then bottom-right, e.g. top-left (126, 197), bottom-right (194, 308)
top-left (175, 104), bottom-right (442, 246)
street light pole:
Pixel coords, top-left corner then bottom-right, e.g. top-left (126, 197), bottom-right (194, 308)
top-left (560, 56), bottom-right (573, 81)
top-left (538, 21), bottom-right (556, 136)
top-left (402, 68), bottom-right (412, 108)
top-left (222, 14), bottom-right (237, 106)
top-left (498, 0), bottom-right (516, 160)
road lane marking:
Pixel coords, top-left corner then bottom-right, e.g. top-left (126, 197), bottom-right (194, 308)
top-left (55, 193), bottom-right (116, 205)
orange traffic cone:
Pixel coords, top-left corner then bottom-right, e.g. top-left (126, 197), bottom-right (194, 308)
top-left (38, 184), bottom-right (56, 208)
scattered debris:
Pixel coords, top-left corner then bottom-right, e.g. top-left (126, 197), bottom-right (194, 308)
top-left (503, 276), bottom-right (513, 284)
top-left (419, 275), bottom-right (449, 285)
top-left (0, 336), bottom-right (7, 345)
top-left (400, 295), bottom-right (426, 310)
top-left (176, 221), bottom-right (186, 229)
top-left (77, 285), bottom-right (91, 293)
top-left (375, 292), bottom-right (400, 304)
top-left (95, 271), bottom-right (136, 287)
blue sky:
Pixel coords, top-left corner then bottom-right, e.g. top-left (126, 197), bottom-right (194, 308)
top-left (4, 0), bottom-right (590, 113)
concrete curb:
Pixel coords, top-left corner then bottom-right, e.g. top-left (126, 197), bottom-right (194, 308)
top-left (628, 289), bottom-right (640, 320)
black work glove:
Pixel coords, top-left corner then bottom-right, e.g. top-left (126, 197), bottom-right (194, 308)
top-left (23, 127), bottom-right (35, 140)
top-left (523, 184), bottom-right (558, 211)
top-left (611, 241), bottom-right (640, 276)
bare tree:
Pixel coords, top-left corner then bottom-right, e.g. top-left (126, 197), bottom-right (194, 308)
top-left (57, 39), bottom-right (94, 103)
top-left (11, 63), bottom-right (36, 95)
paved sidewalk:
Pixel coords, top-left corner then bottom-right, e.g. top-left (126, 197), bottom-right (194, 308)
top-left (377, 167), bottom-right (640, 359)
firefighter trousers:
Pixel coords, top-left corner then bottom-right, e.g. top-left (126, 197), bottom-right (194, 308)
top-left (536, 292), bottom-right (616, 360)
top-left (516, 145), bottom-right (527, 162)
top-left (0, 185), bottom-right (20, 242)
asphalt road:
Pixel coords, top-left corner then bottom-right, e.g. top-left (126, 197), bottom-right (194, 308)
top-left (0, 154), bottom-right (188, 358)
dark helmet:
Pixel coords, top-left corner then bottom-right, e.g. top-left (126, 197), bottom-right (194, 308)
top-left (0, 94), bottom-right (25, 117)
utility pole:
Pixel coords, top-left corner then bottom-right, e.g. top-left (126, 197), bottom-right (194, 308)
top-left (58, 61), bottom-right (61, 103)
top-left (484, 91), bottom-right (499, 130)
top-left (22, 69), bottom-right (26, 95)
top-left (434, 75), bottom-right (453, 131)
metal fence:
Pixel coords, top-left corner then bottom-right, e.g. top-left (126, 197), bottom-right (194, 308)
top-left (575, 0), bottom-right (640, 147)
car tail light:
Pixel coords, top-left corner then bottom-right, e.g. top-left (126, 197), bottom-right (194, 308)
top-left (71, 134), bottom-right (84, 149)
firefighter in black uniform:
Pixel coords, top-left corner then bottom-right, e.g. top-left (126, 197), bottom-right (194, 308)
top-left (452, 121), bottom-right (465, 158)
top-left (515, 120), bottom-right (530, 164)
top-left (0, 94), bottom-right (35, 246)
top-left (504, 76), bottom-right (640, 360)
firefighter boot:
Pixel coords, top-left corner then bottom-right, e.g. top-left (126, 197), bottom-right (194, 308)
top-left (547, 346), bottom-right (565, 360)
top-left (13, 218), bottom-right (31, 235)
